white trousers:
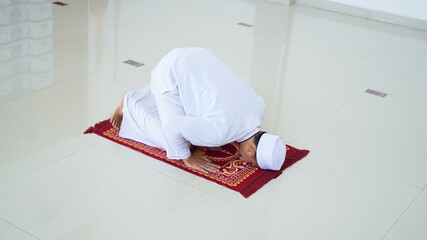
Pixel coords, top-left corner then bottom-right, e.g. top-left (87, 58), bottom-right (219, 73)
top-left (118, 84), bottom-right (166, 149)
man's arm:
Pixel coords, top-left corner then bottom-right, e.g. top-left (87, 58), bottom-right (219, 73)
top-left (152, 88), bottom-right (219, 173)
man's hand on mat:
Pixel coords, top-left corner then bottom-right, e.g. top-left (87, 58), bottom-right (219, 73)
top-left (183, 154), bottom-right (220, 174)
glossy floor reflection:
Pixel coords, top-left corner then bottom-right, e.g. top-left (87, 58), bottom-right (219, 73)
top-left (1, 0), bottom-right (426, 239)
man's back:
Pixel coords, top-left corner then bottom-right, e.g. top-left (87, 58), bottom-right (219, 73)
top-left (151, 48), bottom-right (266, 146)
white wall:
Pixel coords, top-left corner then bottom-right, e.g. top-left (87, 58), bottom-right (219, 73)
top-left (267, 0), bottom-right (295, 5)
top-left (294, 0), bottom-right (427, 31)
top-left (326, 0), bottom-right (427, 21)
top-left (269, 0), bottom-right (427, 22)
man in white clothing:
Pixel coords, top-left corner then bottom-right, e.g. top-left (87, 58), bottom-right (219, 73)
top-left (110, 48), bottom-right (286, 173)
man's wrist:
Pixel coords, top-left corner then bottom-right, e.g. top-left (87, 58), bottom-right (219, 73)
top-left (167, 152), bottom-right (191, 161)
top-left (182, 154), bottom-right (192, 162)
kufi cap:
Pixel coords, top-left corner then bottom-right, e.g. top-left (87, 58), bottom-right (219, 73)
top-left (256, 133), bottom-right (286, 170)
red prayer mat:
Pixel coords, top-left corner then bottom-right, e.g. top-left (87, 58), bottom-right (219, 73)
top-left (85, 119), bottom-right (309, 198)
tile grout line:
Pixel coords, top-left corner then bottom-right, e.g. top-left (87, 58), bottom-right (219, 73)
top-left (293, 83), bottom-right (424, 190)
top-left (0, 74), bottom-right (85, 105)
top-left (157, 173), bottom-right (216, 196)
top-left (0, 217), bottom-right (42, 240)
top-left (293, 90), bottom-right (361, 143)
top-left (1, 73), bottom-right (131, 147)
top-left (273, 215), bottom-right (324, 240)
top-left (297, 80), bottom-right (371, 135)
top-left (383, 47), bottom-right (427, 80)
top-left (86, 72), bottom-right (136, 90)
top-left (1, 73), bottom-right (214, 195)
top-left (308, 149), bottom-right (423, 190)
top-left (0, 74), bottom-right (94, 146)
top-left (380, 188), bottom-right (424, 240)
top-left (121, 156), bottom-right (216, 196)
top-left (148, 194), bottom-right (214, 240)
top-left (2, 144), bottom-right (93, 189)
top-left (415, 47), bottom-right (427, 57)
top-left (294, 89), bottom-right (345, 106)
top-left (0, 103), bottom-right (93, 146)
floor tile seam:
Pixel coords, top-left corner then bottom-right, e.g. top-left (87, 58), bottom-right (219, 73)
top-left (384, 75), bottom-right (427, 91)
top-left (271, 215), bottom-right (324, 240)
top-left (337, 82), bottom-right (393, 112)
top-left (41, 73), bottom-right (88, 87)
top-left (0, 144), bottom-right (93, 191)
top-left (86, 72), bottom-right (134, 90)
top-left (295, 79), bottom-right (369, 118)
top-left (118, 154), bottom-right (216, 196)
top-left (307, 149), bottom-right (423, 190)
top-left (386, 72), bottom-right (425, 90)
top-left (414, 47), bottom-right (427, 57)
top-left (89, 138), bottom-right (219, 195)
top-left (0, 74), bottom-right (85, 105)
top-left (294, 89), bottom-right (345, 106)
top-left (0, 105), bottom-right (8, 112)
top-left (0, 86), bottom-right (57, 105)
top-left (323, 81), bottom-right (426, 129)
top-left (52, 46), bottom-right (88, 58)
top-left (282, 70), bottom-right (423, 187)
top-left (384, 50), bottom-right (427, 80)
top-left (0, 104), bottom-right (93, 146)
top-left (313, 84), bottom-right (372, 120)
top-left (141, 167), bottom-right (215, 196)
top-left (295, 79), bottom-right (394, 140)
top-left (55, 69), bottom-right (90, 82)
top-left (368, 73), bottom-right (394, 88)
top-left (341, 85), bottom-right (372, 107)
top-left (148, 194), bottom-right (214, 240)
top-left (152, 174), bottom-right (213, 195)
top-left (287, 88), bottom-right (352, 141)
top-left (380, 188), bottom-right (424, 240)
top-left (0, 217), bottom-right (42, 240)
top-left (292, 96), bottom-right (347, 142)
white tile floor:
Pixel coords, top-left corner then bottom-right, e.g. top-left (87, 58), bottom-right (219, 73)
top-left (1, 0), bottom-right (426, 239)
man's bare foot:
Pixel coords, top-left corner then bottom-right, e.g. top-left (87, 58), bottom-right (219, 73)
top-left (110, 92), bottom-right (126, 129)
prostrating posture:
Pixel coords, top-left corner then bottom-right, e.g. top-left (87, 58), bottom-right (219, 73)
top-left (110, 48), bottom-right (286, 173)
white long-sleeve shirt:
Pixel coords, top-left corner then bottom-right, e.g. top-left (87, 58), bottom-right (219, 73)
top-left (150, 48), bottom-right (266, 160)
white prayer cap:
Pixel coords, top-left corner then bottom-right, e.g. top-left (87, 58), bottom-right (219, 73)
top-left (256, 133), bottom-right (286, 171)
